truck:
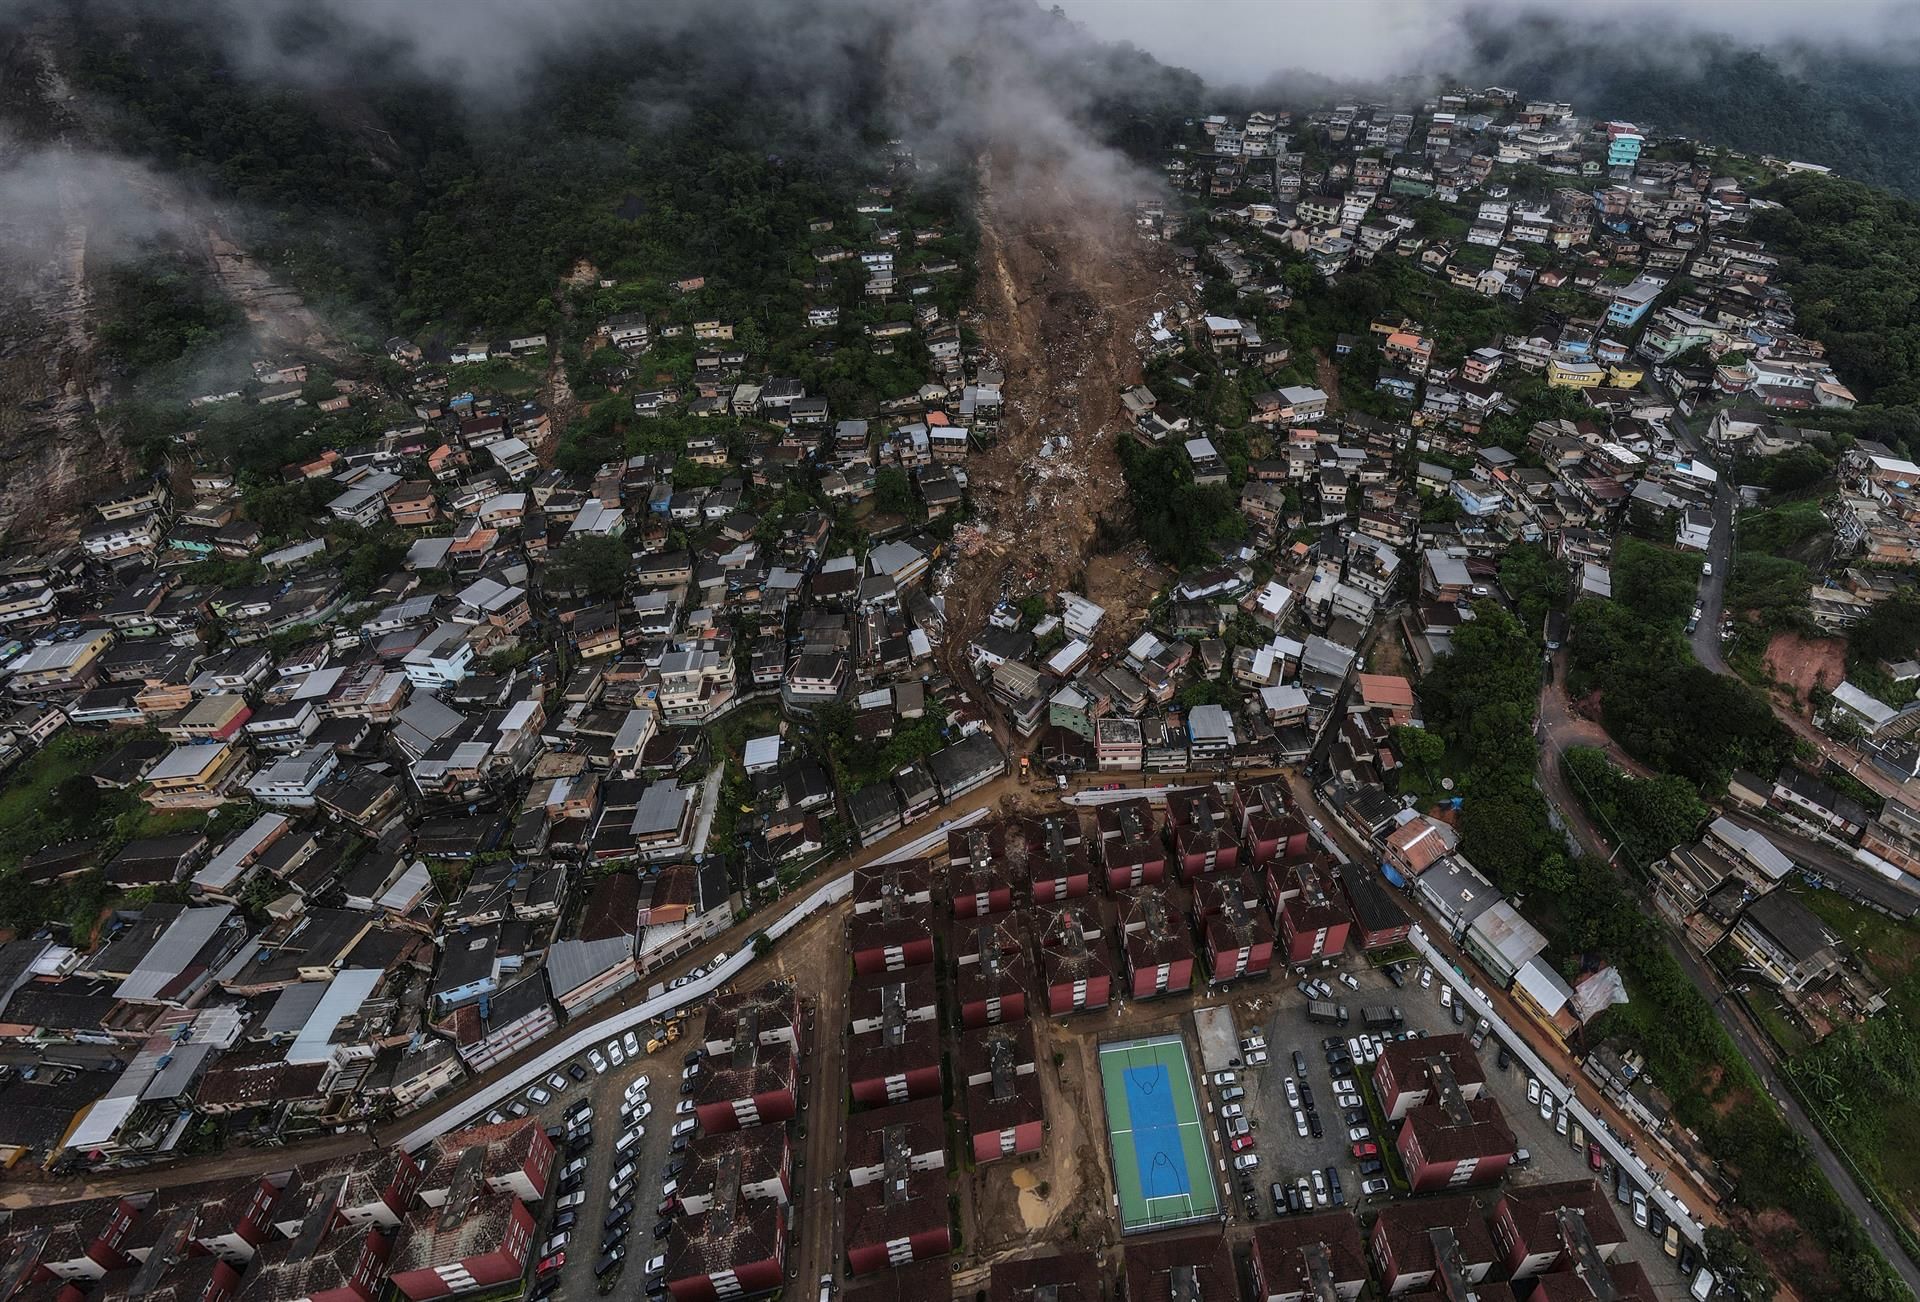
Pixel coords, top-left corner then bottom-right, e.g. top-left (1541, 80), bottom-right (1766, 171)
top-left (1018, 754), bottom-right (1031, 784)
top-left (1307, 1000), bottom-right (1349, 1026)
top-left (1361, 1005), bottom-right (1403, 1030)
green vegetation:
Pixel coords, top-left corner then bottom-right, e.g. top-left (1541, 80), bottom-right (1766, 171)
top-left (1752, 176), bottom-right (1920, 459)
top-left (1113, 436), bottom-right (1247, 568)
top-left (1418, 569), bottom-right (1900, 1299)
top-left (1561, 747), bottom-right (1708, 869)
top-left (1568, 538), bottom-right (1791, 789)
top-left (95, 254), bottom-right (245, 375)
top-left (1416, 600), bottom-right (1566, 896)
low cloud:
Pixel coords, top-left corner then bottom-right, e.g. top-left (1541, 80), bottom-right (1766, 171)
top-left (1063, 0), bottom-right (1920, 90)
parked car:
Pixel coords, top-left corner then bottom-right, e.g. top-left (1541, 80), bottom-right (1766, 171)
top-left (1310, 1170), bottom-right (1328, 1206)
top-left (540, 1234), bottom-right (570, 1257)
top-left (588, 1049), bottom-right (609, 1074)
top-left (1339, 972), bottom-right (1360, 990)
top-left (606, 1201), bottom-right (635, 1229)
top-left (553, 1212), bottom-right (578, 1233)
top-left (1293, 1110), bottom-right (1308, 1138)
top-left (1241, 1034), bottom-right (1266, 1052)
top-left (1360, 1177), bottom-right (1390, 1196)
top-left (1220, 1086), bottom-right (1245, 1103)
top-left (610, 1161), bottom-right (637, 1187)
top-left (561, 1157), bottom-right (588, 1179)
top-left (624, 1032), bottom-right (642, 1057)
top-left (616, 1127), bottom-right (644, 1152)
top-left (1306, 1110), bottom-right (1322, 1139)
top-left (594, 1247), bottom-right (625, 1277)
top-left (1220, 1102), bottom-right (1244, 1119)
top-left (537, 1253), bottom-right (566, 1276)
top-left (568, 1063), bottom-right (590, 1082)
top-left (1331, 1077), bottom-right (1356, 1094)
top-left (1232, 1153), bottom-right (1260, 1171)
top-left (1291, 1049), bottom-right (1308, 1077)
top-left (608, 1040), bottom-right (627, 1067)
top-left (672, 1118), bottom-right (697, 1137)
top-left (1348, 1126), bottom-right (1372, 1143)
top-left (527, 1086), bottom-right (552, 1106)
top-left (1631, 1190), bottom-right (1649, 1228)
top-left (1343, 1107), bottom-right (1368, 1127)
top-left (1526, 1077), bottom-right (1542, 1105)
top-left (1358, 1158), bottom-right (1384, 1176)
top-left (1419, 966), bottom-right (1432, 988)
top-left (1351, 1140), bottom-right (1377, 1158)
top-left (558, 1191), bottom-right (588, 1210)
top-left (1212, 1071), bottom-right (1237, 1087)
top-left (507, 1101), bottom-right (530, 1119)
top-left (547, 1073), bottom-right (570, 1093)
top-left (645, 1255), bottom-right (667, 1275)
top-left (1283, 1079), bottom-right (1300, 1108)
top-left (1245, 1049), bottom-right (1269, 1066)
top-left (1229, 1134), bottom-right (1256, 1153)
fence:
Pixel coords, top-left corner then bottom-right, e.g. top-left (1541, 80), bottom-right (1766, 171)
top-left (396, 806), bottom-right (989, 1152)
top-left (1406, 925), bottom-right (1705, 1249)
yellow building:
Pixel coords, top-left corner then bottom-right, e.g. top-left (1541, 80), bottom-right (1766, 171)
top-left (1547, 357), bottom-right (1605, 389)
top-left (1606, 362), bottom-right (1645, 387)
top-left (144, 742), bottom-right (251, 810)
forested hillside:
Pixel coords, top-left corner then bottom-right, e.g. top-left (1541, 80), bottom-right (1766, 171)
top-left (1460, 14), bottom-right (1920, 198)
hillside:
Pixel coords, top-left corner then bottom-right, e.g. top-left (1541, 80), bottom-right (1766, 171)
top-left (1459, 14), bottom-right (1920, 198)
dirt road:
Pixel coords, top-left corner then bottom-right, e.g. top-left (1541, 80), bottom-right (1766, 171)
top-left (936, 146), bottom-right (1179, 726)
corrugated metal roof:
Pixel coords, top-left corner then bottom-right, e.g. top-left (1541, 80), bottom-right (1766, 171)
top-left (260, 979), bottom-right (330, 1037)
top-left (287, 969), bottom-right (384, 1064)
top-left (114, 905), bottom-right (235, 1001)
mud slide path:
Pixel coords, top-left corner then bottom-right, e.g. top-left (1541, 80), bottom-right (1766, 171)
top-left (936, 146), bottom-right (1178, 723)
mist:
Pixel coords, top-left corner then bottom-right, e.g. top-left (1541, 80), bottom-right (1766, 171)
top-left (1064, 0), bottom-right (1920, 90)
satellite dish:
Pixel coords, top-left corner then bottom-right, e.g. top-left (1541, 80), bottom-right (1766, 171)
top-left (1440, 778), bottom-right (1455, 791)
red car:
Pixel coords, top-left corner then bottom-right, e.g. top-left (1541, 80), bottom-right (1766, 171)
top-left (537, 1253), bottom-right (566, 1276)
top-left (1350, 1141), bottom-right (1378, 1159)
top-left (1229, 1133), bottom-right (1256, 1153)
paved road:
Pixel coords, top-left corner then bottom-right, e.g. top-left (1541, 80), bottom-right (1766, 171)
top-left (1690, 458), bottom-right (1736, 672)
top-left (1532, 675), bottom-right (1920, 1294)
top-left (1281, 774), bottom-right (1729, 1232)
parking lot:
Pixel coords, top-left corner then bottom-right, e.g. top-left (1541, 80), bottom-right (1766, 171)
top-left (1191, 952), bottom-right (1694, 1295)
top-left (450, 1010), bottom-right (709, 1302)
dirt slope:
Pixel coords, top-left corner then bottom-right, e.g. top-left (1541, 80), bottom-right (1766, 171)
top-left (938, 146), bottom-right (1178, 711)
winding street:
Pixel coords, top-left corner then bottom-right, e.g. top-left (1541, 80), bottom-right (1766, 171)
top-left (1534, 655), bottom-right (1920, 1296)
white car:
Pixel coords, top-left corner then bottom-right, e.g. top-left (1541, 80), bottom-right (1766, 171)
top-left (670, 976), bottom-right (691, 990)
top-left (1337, 1092), bottom-right (1362, 1109)
top-left (1293, 1109), bottom-right (1308, 1138)
top-left (1311, 1170), bottom-right (1328, 1206)
top-left (611, 1160), bottom-right (637, 1185)
top-left (1348, 1126), bottom-right (1372, 1143)
top-left (1702, 561), bottom-right (1712, 577)
top-left (660, 1178), bottom-right (678, 1199)
top-left (709, 951), bottom-right (729, 968)
top-left (547, 1074), bottom-right (569, 1093)
top-left (675, 1100), bottom-right (695, 1115)
top-left (1339, 973), bottom-right (1360, 990)
top-left (1539, 1092), bottom-right (1556, 1121)
top-left (1331, 1078), bottom-right (1356, 1094)
top-left (627, 1102), bottom-right (653, 1121)
top-left (1246, 1049), bottom-right (1269, 1066)
top-left (689, 965), bottom-right (706, 979)
top-left (527, 1087), bottom-right (552, 1105)
top-left (1360, 1177), bottom-right (1390, 1196)
top-left (625, 1078), bottom-right (651, 1102)
top-left (485, 1110), bottom-right (507, 1126)
top-left (1220, 1103), bottom-right (1244, 1119)
top-left (671, 1118), bottom-right (698, 1137)
top-left (616, 1127), bottom-right (644, 1151)
top-left (1419, 966), bottom-right (1432, 989)
top-left (608, 1040), bottom-right (627, 1067)
top-left (557, 1191), bottom-right (587, 1210)
top-left (681, 1063), bottom-right (702, 1081)
top-left (1526, 1077), bottom-right (1542, 1105)
top-left (1439, 985), bottom-right (1453, 1007)
top-left (1347, 1037), bottom-right (1365, 1061)
top-left (589, 1049), bottom-right (609, 1074)
top-left (1212, 1071), bottom-right (1237, 1087)
top-left (623, 1032), bottom-right (641, 1057)
top-left (541, 1233), bottom-right (569, 1256)
top-left (1283, 1078), bottom-right (1300, 1108)
top-left (1232, 1153), bottom-right (1260, 1171)
top-left (1240, 1034), bottom-right (1266, 1052)
top-left (646, 1255), bottom-right (666, 1275)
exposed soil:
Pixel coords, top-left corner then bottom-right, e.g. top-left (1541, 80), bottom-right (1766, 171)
top-left (1312, 348), bottom-right (1343, 412)
top-left (968, 1012), bottom-right (1115, 1257)
top-left (1762, 629), bottom-right (1848, 712)
top-left (936, 144), bottom-right (1180, 726)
